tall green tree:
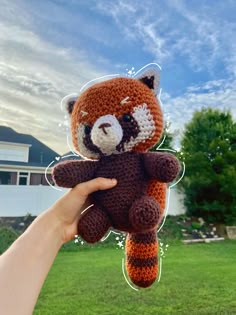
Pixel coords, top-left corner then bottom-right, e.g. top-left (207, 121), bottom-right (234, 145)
top-left (179, 108), bottom-right (236, 224)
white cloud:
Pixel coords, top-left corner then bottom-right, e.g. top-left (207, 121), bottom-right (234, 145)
top-left (96, 0), bottom-right (170, 62)
top-left (0, 5), bottom-right (107, 155)
top-left (161, 78), bottom-right (236, 145)
top-left (96, 0), bottom-right (236, 74)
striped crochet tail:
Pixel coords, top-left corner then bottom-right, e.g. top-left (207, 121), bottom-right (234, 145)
top-left (125, 230), bottom-right (158, 288)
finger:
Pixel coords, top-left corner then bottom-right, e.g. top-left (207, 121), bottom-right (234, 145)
top-left (73, 177), bottom-right (117, 197)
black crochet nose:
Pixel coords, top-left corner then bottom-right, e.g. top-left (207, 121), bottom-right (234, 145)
top-left (98, 123), bottom-right (111, 135)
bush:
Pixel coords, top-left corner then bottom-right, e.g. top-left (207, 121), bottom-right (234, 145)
top-left (191, 222), bottom-right (202, 230)
top-left (0, 227), bottom-right (18, 254)
top-left (158, 215), bottom-right (183, 241)
top-left (179, 108), bottom-right (236, 224)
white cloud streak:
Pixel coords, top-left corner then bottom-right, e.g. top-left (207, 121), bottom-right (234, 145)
top-left (161, 78), bottom-right (236, 146)
top-left (96, 0), bottom-right (236, 74)
top-left (0, 3), bottom-right (106, 154)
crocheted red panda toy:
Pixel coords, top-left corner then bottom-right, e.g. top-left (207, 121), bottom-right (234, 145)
top-left (53, 66), bottom-right (180, 288)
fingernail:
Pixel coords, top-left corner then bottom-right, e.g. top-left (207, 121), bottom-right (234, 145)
top-left (111, 178), bottom-right (117, 184)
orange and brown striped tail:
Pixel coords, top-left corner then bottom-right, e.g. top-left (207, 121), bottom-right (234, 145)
top-left (125, 230), bottom-right (158, 288)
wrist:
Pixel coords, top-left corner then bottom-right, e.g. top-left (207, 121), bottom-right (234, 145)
top-left (45, 204), bottom-right (75, 246)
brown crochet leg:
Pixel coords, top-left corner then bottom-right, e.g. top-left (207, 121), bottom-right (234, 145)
top-left (129, 195), bottom-right (161, 232)
top-left (78, 205), bottom-right (111, 243)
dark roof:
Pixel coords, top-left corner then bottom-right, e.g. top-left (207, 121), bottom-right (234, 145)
top-left (0, 126), bottom-right (60, 167)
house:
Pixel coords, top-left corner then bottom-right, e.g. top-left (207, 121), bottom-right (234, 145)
top-left (0, 126), bottom-right (59, 186)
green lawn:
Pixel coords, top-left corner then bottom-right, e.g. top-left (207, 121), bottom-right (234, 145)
top-left (34, 241), bottom-right (236, 315)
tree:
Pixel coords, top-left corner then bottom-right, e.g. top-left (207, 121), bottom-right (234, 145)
top-left (179, 108), bottom-right (236, 224)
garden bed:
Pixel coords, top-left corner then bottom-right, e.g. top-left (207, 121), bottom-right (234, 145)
top-left (158, 215), bottom-right (227, 243)
top-left (0, 214), bottom-right (36, 233)
top-left (182, 237), bottom-right (224, 244)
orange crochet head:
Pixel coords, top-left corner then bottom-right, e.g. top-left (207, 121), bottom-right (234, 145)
top-left (65, 67), bottom-right (164, 159)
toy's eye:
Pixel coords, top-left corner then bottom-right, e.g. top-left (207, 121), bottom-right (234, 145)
top-left (122, 113), bottom-right (132, 122)
top-left (84, 125), bottom-right (92, 135)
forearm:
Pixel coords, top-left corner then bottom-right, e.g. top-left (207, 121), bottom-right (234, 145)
top-left (0, 210), bottom-right (63, 315)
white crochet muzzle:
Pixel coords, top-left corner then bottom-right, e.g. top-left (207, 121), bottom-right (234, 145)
top-left (91, 114), bottom-right (123, 155)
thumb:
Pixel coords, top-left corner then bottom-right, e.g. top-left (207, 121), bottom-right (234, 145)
top-left (72, 177), bottom-right (117, 197)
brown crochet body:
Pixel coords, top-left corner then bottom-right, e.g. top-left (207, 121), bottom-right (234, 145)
top-left (92, 152), bottom-right (166, 232)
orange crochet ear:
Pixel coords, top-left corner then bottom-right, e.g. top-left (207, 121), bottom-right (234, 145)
top-left (61, 94), bottom-right (79, 115)
top-left (135, 65), bottom-right (160, 95)
top-left (67, 99), bottom-right (77, 115)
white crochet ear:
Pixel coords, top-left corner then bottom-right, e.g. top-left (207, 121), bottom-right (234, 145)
top-left (61, 93), bottom-right (79, 115)
top-left (135, 64), bottom-right (160, 95)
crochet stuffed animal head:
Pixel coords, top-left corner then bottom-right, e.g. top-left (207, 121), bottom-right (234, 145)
top-left (65, 67), bottom-right (163, 159)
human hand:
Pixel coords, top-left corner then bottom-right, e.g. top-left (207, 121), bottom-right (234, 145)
top-left (48, 177), bottom-right (117, 245)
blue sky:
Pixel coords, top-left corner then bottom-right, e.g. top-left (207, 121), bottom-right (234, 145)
top-left (0, 0), bottom-right (235, 154)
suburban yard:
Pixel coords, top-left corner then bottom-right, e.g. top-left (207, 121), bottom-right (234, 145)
top-left (34, 240), bottom-right (236, 315)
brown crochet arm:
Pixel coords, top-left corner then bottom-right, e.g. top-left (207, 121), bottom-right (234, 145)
top-left (142, 152), bottom-right (180, 183)
top-left (52, 160), bottom-right (98, 188)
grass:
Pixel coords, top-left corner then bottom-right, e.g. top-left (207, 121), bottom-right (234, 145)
top-left (34, 240), bottom-right (236, 315)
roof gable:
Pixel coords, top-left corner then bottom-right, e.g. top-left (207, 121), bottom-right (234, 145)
top-left (0, 126), bottom-right (59, 167)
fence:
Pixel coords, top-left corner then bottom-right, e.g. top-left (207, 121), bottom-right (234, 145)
top-left (0, 185), bottom-right (185, 217)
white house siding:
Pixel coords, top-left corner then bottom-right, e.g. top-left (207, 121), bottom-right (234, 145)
top-left (0, 186), bottom-right (186, 217)
top-left (167, 187), bottom-right (186, 216)
top-left (0, 186), bottom-right (68, 216)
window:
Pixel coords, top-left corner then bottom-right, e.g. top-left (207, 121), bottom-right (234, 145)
top-left (30, 173), bottom-right (52, 185)
top-left (18, 172), bottom-right (29, 185)
top-left (0, 148), bottom-right (26, 162)
top-left (0, 171), bottom-right (17, 185)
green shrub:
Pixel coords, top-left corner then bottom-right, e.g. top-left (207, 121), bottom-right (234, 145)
top-left (179, 108), bottom-right (236, 224)
top-left (191, 222), bottom-right (202, 230)
top-left (0, 227), bottom-right (19, 254)
top-left (158, 215), bottom-right (183, 241)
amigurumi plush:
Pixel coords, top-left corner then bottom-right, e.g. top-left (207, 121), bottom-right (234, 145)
top-left (53, 65), bottom-right (180, 288)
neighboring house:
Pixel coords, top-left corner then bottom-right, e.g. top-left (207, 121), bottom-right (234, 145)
top-left (0, 126), bottom-right (59, 186)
